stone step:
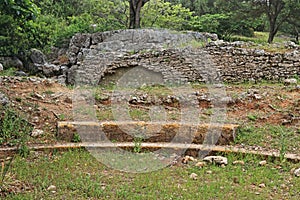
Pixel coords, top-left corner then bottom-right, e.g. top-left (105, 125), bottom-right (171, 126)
top-left (57, 121), bottom-right (238, 146)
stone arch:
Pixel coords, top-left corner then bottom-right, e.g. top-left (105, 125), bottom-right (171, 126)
top-left (65, 29), bottom-right (217, 85)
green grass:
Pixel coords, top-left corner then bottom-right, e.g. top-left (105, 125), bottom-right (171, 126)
top-left (0, 68), bottom-right (17, 76)
top-left (96, 108), bottom-right (114, 121)
top-left (2, 149), bottom-right (300, 199)
top-left (231, 32), bottom-right (292, 53)
top-left (43, 90), bottom-right (55, 95)
top-left (0, 107), bottom-right (32, 147)
top-left (247, 114), bottom-right (258, 121)
top-left (178, 39), bottom-right (207, 49)
top-left (1, 81), bottom-right (300, 199)
top-left (231, 31), bottom-right (289, 44)
top-left (97, 106), bottom-right (184, 122)
top-left (58, 114), bottom-right (66, 121)
top-left (139, 84), bottom-right (173, 97)
top-left (129, 108), bottom-right (151, 121)
top-left (235, 125), bottom-right (300, 154)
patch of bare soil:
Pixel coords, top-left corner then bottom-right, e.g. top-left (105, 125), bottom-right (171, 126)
top-left (226, 85), bottom-right (300, 126)
top-left (1, 77), bottom-right (300, 197)
top-left (0, 77), bottom-right (299, 152)
top-left (0, 77), bottom-right (73, 145)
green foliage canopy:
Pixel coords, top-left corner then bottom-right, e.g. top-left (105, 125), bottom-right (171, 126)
top-left (141, 0), bottom-right (195, 30)
top-left (1, 0), bottom-right (300, 58)
top-left (0, 0), bottom-right (40, 56)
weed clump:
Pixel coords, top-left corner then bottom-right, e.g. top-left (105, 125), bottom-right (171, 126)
top-left (0, 107), bottom-right (32, 153)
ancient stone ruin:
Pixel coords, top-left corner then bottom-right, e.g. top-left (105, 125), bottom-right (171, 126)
top-left (59, 29), bottom-right (300, 85)
top-left (64, 29), bottom-right (219, 85)
top-left (1, 29), bottom-right (299, 84)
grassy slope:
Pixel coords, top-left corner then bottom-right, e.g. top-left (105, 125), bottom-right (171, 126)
top-left (231, 32), bottom-right (294, 53)
top-left (2, 150), bottom-right (300, 199)
top-left (1, 32), bottom-right (300, 199)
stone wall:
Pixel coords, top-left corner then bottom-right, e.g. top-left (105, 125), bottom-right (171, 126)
top-left (65, 29), bottom-right (219, 85)
top-left (61, 29), bottom-right (300, 85)
top-left (206, 41), bottom-right (300, 83)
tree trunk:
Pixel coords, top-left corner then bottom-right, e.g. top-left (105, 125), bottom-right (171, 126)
top-left (295, 26), bottom-right (299, 44)
top-left (268, 32), bottom-right (276, 44)
top-left (264, 0), bottom-right (285, 43)
top-left (135, 0), bottom-right (143, 28)
top-left (268, 20), bottom-right (278, 43)
top-left (129, 0), bottom-right (149, 29)
top-left (129, 0), bottom-right (136, 29)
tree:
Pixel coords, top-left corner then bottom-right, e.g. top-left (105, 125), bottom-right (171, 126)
top-left (188, 0), bottom-right (258, 38)
top-left (252, 0), bottom-right (300, 43)
top-left (0, 0), bottom-right (40, 56)
top-left (166, 0), bottom-right (217, 16)
top-left (212, 0), bottom-right (300, 43)
top-left (141, 0), bottom-right (195, 30)
top-left (32, 0), bottom-right (127, 47)
top-left (281, 1), bottom-right (300, 43)
top-left (129, 0), bottom-right (150, 28)
top-left (256, 0), bottom-right (286, 43)
top-left (190, 13), bottom-right (236, 39)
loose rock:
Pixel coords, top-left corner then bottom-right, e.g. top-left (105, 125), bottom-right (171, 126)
top-left (30, 48), bottom-right (46, 65)
top-left (32, 116), bottom-right (40, 123)
top-left (47, 185), bottom-right (56, 191)
top-left (233, 160), bottom-right (245, 165)
top-left (31, 129), bottom-right (44, 137)
top-left (0, 92), bottom-right (10, 106)
top-left (259, 183), bottom-right (266, 188)
top-left (189, 173), bottom-right (198, 180)
top-left (195, 161), bottom-right (206, 168)
top-left (259, 160), bottom-right (267, 166)
top-left (41, 63), bottom-right (60, 77)
top-left (182, 155), bottom-right (196, 164)
top-left (0, 57), bottom-right (23, 69)
top-left (284, 78), bottom-right (297, 85)
top-left (294, 168), bottom-right (300, 177)
top-left (15, 71), bottom-right (28, 77)
top-left (203, 156), bottom-right (228, 165)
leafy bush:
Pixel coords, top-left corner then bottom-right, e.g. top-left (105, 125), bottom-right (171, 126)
top-left (0, 0), bottom-right (40, 56)
top-left (141, 0), bottom-right (195, 30)
top-left (33, 0), bottom-right (127, 48)
top-left (189, 13), bottom-right (255, 40)
top-left (189, 14), bottom-right (231, 39)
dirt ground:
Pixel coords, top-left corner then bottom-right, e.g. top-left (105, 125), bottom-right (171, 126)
top-left (0, 76), bottom-right (299, 151)
top-left (1, 76), bottom-right (300, 198)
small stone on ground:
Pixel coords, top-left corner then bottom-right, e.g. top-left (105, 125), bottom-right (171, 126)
top-left (203, 156), bottom-right (228, 165)
top-left (189, 173), bottom-right (198, 180)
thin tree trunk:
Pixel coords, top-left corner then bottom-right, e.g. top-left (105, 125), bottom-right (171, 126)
top-left (129, 0), bottom-right (149, 29)
top-left (267, 11), bottom-right (278, 43)
top-left (295, 26), bottom-right (299, 44)
top-left (265, 0), bottom-right (285, 43)
top-left (268, 23), bottom-right (277, 43)
top-left (129, 0), bottom-right (136, 28)
top-left (135, 0), bottom-right (143, 28)
top-left (267, 32), bottom-right (275, 43)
